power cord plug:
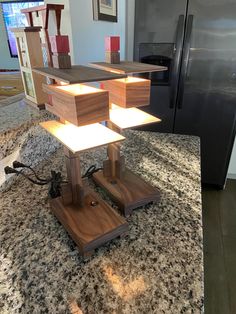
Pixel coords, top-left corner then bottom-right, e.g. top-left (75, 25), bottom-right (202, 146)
top-left (4, 161), bottom-right (67, 198)
top-left (12, 160), bottom-right (49, 182)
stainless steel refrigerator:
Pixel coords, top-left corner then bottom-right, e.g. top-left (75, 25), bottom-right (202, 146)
top-left (134, 0), bottom-right (236, 188)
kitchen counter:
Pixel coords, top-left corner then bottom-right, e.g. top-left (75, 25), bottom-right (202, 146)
top-left (0, 99), bottom-right (59, 188)
top-left (0, 99), bottom-right (54, 160)
top-left (0, 105), bottom-right (203, 313)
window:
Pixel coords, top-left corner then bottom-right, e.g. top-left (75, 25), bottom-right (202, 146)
top-left (1, 1), bottom-right (44, 57)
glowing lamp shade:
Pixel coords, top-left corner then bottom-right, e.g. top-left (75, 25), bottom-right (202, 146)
top-left (54, 84), bottom-right (102, 96)
top-left (110, 104), bottom-right (161, 129)
top-left (43, 83), bottom-right (109, 126)
top-left (103, 76), bottom-right (151, 108)
top-left (40, 120), bottom-right (125, 154)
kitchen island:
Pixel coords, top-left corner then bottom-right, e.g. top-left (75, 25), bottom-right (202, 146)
top-left (0, 103), bottom-right (203, 313)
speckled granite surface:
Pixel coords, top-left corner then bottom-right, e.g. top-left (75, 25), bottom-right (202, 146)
top-left (0, 116), bottom-right (203, 313)
top-left (0, 99), bottom-right (54, 160)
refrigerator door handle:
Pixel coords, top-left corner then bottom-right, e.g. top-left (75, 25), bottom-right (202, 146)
top-left (169, 15), bottom-right (185, 109)
top-left (177, 14), bottom-right (194, 109)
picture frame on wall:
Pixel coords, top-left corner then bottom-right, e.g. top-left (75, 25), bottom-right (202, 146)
top-left (93, 0), bottom-right (118, 22)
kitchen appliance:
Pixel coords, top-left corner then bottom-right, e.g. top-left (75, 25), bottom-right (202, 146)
top-left (134, 0), bottom-right (236, 188)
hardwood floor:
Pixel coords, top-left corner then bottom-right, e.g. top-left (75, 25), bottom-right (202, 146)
top-left (203, 179), bottom-right (236, 314)
top-left (0, 72), bottom-right (24, 98)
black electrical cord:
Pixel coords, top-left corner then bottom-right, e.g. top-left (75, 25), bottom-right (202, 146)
top-left (4, 161), bottom-right (103, 199)
top-left (4, 161), bottom-right (68, 198)
top-left (82, 165), bottom-right (103, 179)
top-left (4, 166), bottom-right (49, 186)
top-left (48, 170), bottom-right (66, 199)
top-left (12, 161), bottom-right (50, 182)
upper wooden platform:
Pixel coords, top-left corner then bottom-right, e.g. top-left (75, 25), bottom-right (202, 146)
top-left (90, 61), bottom-right (168, 74)
top-left (40, 120), bottom-right (125, 154)
top-left (11, 27), bottom-right (42, 33)
top-left (33, 65), bottom-right (127, 84)
top-left (21, 4), bottom-right (64, 13)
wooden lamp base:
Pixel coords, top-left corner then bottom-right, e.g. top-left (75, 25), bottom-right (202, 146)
top-left (50, 186), bottom-right (128, 257)
top-left (93, 168), bottom-right (160, 217)
top-left (92, 119), bottom-right (160, 217)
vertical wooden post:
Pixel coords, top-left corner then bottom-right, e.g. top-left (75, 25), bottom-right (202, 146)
top-left (55, 9), bottom-right (62, 35)
top-left (41, 10), bottom-right (53, 67)
top-left (25, 12), bottom-right (33, 26)
top-left (107, 143), bottom-right (121, 178)
top-left (105, 121), bottom-right (125, 179)
top-left (64, 149), bottom-right (84, 206)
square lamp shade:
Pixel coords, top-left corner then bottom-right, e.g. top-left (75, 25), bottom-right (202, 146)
top-left (43, 83), bottom-right (109, 126)
top-left (103, 77), bottom-right (151, 108)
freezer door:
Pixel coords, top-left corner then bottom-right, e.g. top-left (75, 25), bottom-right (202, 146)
top-left (174, 0), bottom-right (236, 187)
top-left (134, 0), bottom-right (188, 132)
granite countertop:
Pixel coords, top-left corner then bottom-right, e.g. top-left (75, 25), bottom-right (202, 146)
top-left (0, 101), bottom-right (203, 313)
top-left (0, 99), bottom-right (54, 160)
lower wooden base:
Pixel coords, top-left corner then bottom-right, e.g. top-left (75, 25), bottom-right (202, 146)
top-left (24, 97), bottom-right (45, 110)
top-left (93, 169), bottom-right (160, 217)
top-left (50, 189), bottom-right (128, 257)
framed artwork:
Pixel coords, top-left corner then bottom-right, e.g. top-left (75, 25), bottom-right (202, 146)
top-left (93, 0), bottom-right (117, 22)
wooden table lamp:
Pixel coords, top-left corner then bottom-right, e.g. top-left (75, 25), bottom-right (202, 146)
top-left (33, 65), bottom-right (129, 257)
top-left (90, 49), bottom-right (168, 217)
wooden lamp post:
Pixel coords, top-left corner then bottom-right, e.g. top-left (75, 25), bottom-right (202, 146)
top-left (90, 38), bottom-right (168, 217)
top-left (33, 65), bottom-right (130, 257)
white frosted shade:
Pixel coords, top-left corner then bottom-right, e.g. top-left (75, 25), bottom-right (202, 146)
top-left (40, 120), bottom-right (125, 153)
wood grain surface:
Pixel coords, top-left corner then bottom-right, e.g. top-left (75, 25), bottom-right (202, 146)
top-left (50, 190), bottom-right (128, 255)
top-left (90, 61), bottom-right (168, 74)
top-left (0, 72), bottom-right (24, 97)
top-left (105, 51), bottom-right (120, 64)
top-left (11, 27), bottom-right (42, 33)
top-left (52, 54), bottom-right (71, 69)
top-left (21, 4), bottom-right (64, 13)
top-left (33, 65), bottom-right (127, 84)
top-left (93, 168), bottom-right (160, 217)
top-left (103, 77), bottom-right (151, 108)
top-left (43, 83), bottom-right (109, 126)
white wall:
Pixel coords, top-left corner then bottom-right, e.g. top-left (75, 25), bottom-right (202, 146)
top-left (0, 1), bottom-right (20, 69)
top-left (68, 0), bottom-right (126, 65)
top-left (125, 0), bottom-right (135, 60)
